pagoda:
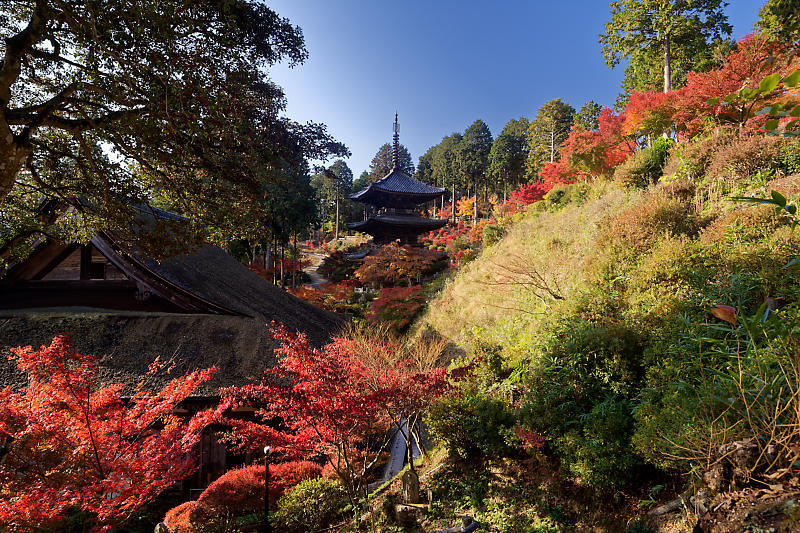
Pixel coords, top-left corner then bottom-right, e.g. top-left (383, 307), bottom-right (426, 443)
top-left (348, 115), bottom-right (447, 245)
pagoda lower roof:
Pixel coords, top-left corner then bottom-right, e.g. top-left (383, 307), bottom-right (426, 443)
top-left (350, 168), bottom-right (445, 207)
top-left (347, 215), bottom-right (448, 233)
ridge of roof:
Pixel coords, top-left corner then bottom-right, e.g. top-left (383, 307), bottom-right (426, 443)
top-left (351, 168), bottom-right (445, 199)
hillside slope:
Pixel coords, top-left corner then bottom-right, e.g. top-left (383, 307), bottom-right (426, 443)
top-left (421, 183), bottom-right (632, 351)
top-left (418, 154), bottom-right (800, 528)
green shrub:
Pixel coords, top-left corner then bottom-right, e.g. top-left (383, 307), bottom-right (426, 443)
top-left (519, 316), bottom-right (646, 488)
top-left (778, 138), bottom-right (800, 175)
top-left (614, 138), bottom-right (673, 189)
top-left (543, 182), bottom-right (591, 211)
top-left (662, 131), bottom-right (734, 182)
top-left (426, 387), bottom-right (516, 460)
top-left (274, 478), bottom-right (348, 533)
top-left (482, 223), bottom-right (505, 247)
top-left (633, 306), bottom-right (800, 474)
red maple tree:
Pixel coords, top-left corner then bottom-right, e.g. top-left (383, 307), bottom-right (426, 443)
top-left (0, 335), bottom-right (216, 533)
top-left (672, 36), bottom-right (796, 135)
top-left (557, 108), bottom-right (635, 179)
top-left (539, 160), bottom-right (578, 187)
top-left (510, 182), bottom-right (551, 206)
top-left (219, 324), bottom-right (449, 508)
top-left (367, 285), bottom-right (426, 332)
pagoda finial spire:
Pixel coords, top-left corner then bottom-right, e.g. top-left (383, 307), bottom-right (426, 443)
top-left (392, 112), bottom-right (399, 170)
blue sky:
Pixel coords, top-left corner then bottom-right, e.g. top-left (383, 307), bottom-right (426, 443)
top-left (267, 1), bottom-right (765, 177)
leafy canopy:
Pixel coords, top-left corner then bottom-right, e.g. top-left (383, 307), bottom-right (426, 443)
top-left (600, 0), bottom-right (732, 96)
top-left (0, 0), bottom-right (347, 253)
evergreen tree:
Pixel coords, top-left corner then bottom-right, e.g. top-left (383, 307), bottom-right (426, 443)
top-left (600, 0), bottom-right (732, 97)
top-left (455, 120), bottom-right (493, 222)
top-left (574, 101), bottom-right (604, 130)
top-left (311, 160), bottom-right (352, 240)
top-left (488, 117), bottom-right (529, 201)
top-left (415, 146), bottom-right (436, 185)
top-left (527, 99), bottom-right (575, 177)
top-left (431, 133), bottom-right (462, 220)
top-left (350, 171), bottom-right (371, 221)
top-left (368, 143), bottom-right (414, 182)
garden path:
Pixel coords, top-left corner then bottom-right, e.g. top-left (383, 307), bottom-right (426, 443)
top-left (298, 244), bottom-right (328, 287)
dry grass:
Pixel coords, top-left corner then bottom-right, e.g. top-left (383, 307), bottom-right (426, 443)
top-left (699, 203), bottom-right (786, 244)
top-left (663, 130), bottom-right (736, 182)
top-left (602, 191), bottom-right (706, 253)
top-left (419, 182), bottom-right (634, 349)
top-left (706, 135), bottom-right (785, 183)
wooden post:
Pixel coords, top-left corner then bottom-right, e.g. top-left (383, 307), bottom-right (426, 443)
top-left (263, 446), bottom-right (271, 533)
top-left (280, 244), bottom-right (285, 289)
top-left (292, 233), bottom-right (297, 289)
top-left (79, 245), bottom-right (91, 280)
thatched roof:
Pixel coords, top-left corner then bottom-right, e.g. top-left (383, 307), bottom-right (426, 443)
top-left (0, 207), bottom-right (345, 394)
top-left (0, 312), bottom-right (284, 395)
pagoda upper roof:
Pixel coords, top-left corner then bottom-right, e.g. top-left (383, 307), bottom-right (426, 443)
top-left (350, 168), bottom-right (445, 206)
top-left (350, 113), bottom-right (446, 207)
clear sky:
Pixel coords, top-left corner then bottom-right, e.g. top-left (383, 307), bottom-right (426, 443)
top-left (266, 1), bottom-right (765, 178)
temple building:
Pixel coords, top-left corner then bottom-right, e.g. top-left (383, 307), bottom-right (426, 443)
top-left (348, 115), bottom-right (447, 245)
top-left (0, 204), bottom-right (343, 488)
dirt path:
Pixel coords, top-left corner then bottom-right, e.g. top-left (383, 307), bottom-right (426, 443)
top-left (299, 245), bottom-right (328, 287)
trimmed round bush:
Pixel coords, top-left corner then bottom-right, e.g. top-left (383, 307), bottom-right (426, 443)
top-left (274, 478), bottom-right (348, 533)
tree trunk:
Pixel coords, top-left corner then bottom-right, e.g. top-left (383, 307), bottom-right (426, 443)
top-left (473, 176), bottom-right (478, 225)
top-left (272, 236), bottom-right (278, 285)
top-left (280, 244), bottom-right (285, 288)
top-left (550, 130), bottom-right (555, 163)
top-left (664, 33), bottom-right (671, 94)
top-left (334, 197), bottom-right (340, 241)
top-left (292, 233), bottom-right (297, 289)
top-left (451, 177), bottom-right (456, 223)
top-left (0, 127), bottom-right (28, 204)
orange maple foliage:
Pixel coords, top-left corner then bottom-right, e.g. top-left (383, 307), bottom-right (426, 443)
top-left (623, 90), bottom-right (676, 138)
top-left (560, 108), bottom-right (635, 178)
top-left (355, 242), bottom-right (444, 285)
